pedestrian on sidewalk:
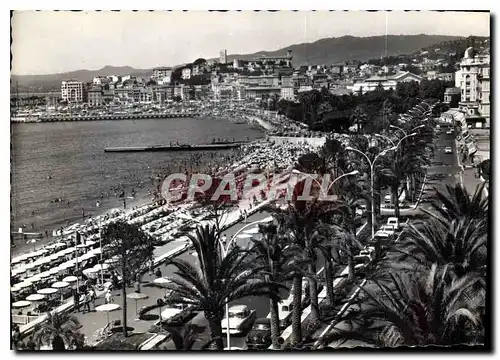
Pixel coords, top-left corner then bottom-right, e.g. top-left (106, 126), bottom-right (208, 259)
top-left (155, 268), bottom-right (162, 278)
top-left (105, 289), bottom-right (113, 304)
top-left (89, 287), bottom-right (96, 309)
top-left (73, 290), bottom-right (80, 313)
top-left (83, 291), bottom-right (91, 313)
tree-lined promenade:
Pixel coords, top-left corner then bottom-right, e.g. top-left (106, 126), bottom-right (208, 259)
top-left (16, 97), bottom-right (487, 351)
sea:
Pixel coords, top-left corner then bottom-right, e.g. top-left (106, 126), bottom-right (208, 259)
top-left (11, 117), bottom-right (264, 253)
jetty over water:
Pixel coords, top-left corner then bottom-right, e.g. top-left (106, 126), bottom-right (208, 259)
top-left (13, 113), bottom-right (201, 123)
top-left (104, 142), bottom-right (244, 153)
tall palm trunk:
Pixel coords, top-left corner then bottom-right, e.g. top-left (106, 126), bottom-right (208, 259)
top-left (206, 311), bottom-right (223, 350)
top-left (324, 258), bottom-right (335, 305)
top-left (290, 276), bottom-right (303, 346)
top-left (269, 298), bottom-right (281, 349)
top-left (347, 255), bottom-right (355, 282)
top-left (307, 263), bottom-right (320, 322)
top-left (365, 198), bottom-right (373, 232)
top-left (391, 185), bottom-right (400, 219)
top-left (121, 281), bottom-right (128, 337)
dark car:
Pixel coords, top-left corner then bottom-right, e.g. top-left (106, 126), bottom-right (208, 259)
top-left (246, 318), bottom-right (272, 350)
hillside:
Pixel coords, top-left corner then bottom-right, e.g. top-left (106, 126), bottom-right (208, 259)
top-left (222, 34), bottom-right (464, 65)
top-left (11, 66), bottom-right (151, 92)
top-left (11, 34), bottom-right (465, 92)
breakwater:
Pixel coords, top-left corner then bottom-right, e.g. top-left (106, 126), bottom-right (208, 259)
top-left (104, 142), bottom-right (245, 153)
top-left (11, 112), bottom-right (201, 123)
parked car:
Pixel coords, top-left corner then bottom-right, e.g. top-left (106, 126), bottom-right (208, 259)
top-left (266, 298), bottom-right (293, 329)
top-left (446, 129), bottom-right (453, 135)
top-left (386, 217), bottom-right (400, 230)
top-left (379, 225), bottom-right (396, 236)
top-left (444, 147), bottom-right (453, 154)
top-left (246, 318), bottom-right (272, 350)
top-left (158, 302), bottom-right (195, 326)
top-left (221, 305), bottom-right (256, 334)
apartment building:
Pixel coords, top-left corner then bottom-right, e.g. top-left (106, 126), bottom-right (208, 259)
top-left (61, 80), bottom-right (84, 103)
top-left (456, 47), bottom-right (490, 126)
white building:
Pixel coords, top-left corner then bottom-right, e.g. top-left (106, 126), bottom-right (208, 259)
top-left (182, 68), bottom-right (192, 80)
top-left (152, 67), bottom-right (172, 79)
top-left (280, 86), bottom-right (295, 101)
top-left (351, 71), bottom-right (423, 94)
top-left (61, 80), bottom-right (84, 103)
top-left (92, 76), bottom-right (109, 86)
top-left (219, 49), bottom-right (227, 64)
top-left (456, 47), bottom-right (490, 126)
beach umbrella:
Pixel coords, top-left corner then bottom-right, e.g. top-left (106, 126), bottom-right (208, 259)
top-left (16, 281), bottom-right (33, 289)
top-left (12, 268), bottom-right (26, 276)
top-left (12, 300), bottom-right (31, 309)
top-left (52, 281), bottom-right (70, 302)
top-left (63, 276), bottom-right (78, 283)
top-left (95, 303), bottom-right (121, 325)
top-left (127, 292), bottom-right (149, 315)
top-left (47, 268), bottom-right (60, 276)
top-left (26, 294), bottom-right (45, 302)
top-left (11, 257), bottom-right (23, 265)
top-left (94, 263), bottom-right (110, 271)
top-left (236, 233), bottom-right (253, 239)
top-left (243, 227), bottom-right (260, 234)
top-left (26, 276), bottom-right (42, 284)
top-left (38, 272), bottom-right (52, 279)
top-left (52, 281), bottom-right (70, 289)
top-left (104, 257), bottom-right (118, 265)
top-left (153, 277), bottom-right (171, 296)
top-left (37, 288), bottom-right (58, 296)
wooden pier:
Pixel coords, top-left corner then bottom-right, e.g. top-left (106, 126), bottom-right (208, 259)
top-left (104, 143), bottom-right (244, 153)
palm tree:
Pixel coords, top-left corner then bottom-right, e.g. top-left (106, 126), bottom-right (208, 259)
top-left (152, 323), bottom-right (219, 350)
top-left (324, 265), bottom-right (485, 347)
top-left (423, 183), bottom-right (488, 227)
top-left (331, 226), bottom-right (364, 282)
top-left (33, 312), bottom-right (83, 350)
top-left (394, 217), bottom-right (487, 279)
top-left (267, 202), bottom-right (317, 346)
top-left (101, 221), bottom-right (155, 337)
top-left (349, 106), bottom-right (368, 134)
top-left (163, 224), bottom-right (281, 350)
top-left (250, 223), bottom-right (300, 349)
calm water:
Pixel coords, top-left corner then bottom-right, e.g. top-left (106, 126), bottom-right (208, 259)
top-left (11, 118), bottom-right (264, 242)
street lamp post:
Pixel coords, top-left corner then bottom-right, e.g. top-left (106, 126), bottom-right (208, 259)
top-left (218, 217), bottom-right (273, 350)
top-left (184, 214), bottom-right (274, 350)
top-left (99, 219), bottom-right (104, 288)
top-left (345, 147), bottom-right (396, 238)
top-left (346, 134), bottom-right (418, 238)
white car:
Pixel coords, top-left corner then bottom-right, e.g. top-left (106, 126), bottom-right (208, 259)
top-left (379, 225), bottom-right (396, 236)
top-left (446, 130), bottom-right (453, 135)
top-left (444, 147), bottom-right (453, 154)
top-left (159, 302), bottom-right (194, 325)
top-left (266, 298), bottom-right (293, 329)
top-left (222, 305), bottom-right (257, 334)
top-left (386, 217), bottom-right (400, 230)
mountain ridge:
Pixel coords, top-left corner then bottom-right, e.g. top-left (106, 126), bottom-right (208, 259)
top-left (11, 34), bottom-right (471, 91)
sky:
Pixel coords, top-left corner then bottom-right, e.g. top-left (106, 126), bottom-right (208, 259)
top-left (11, 10), bottom-right (490, 75)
